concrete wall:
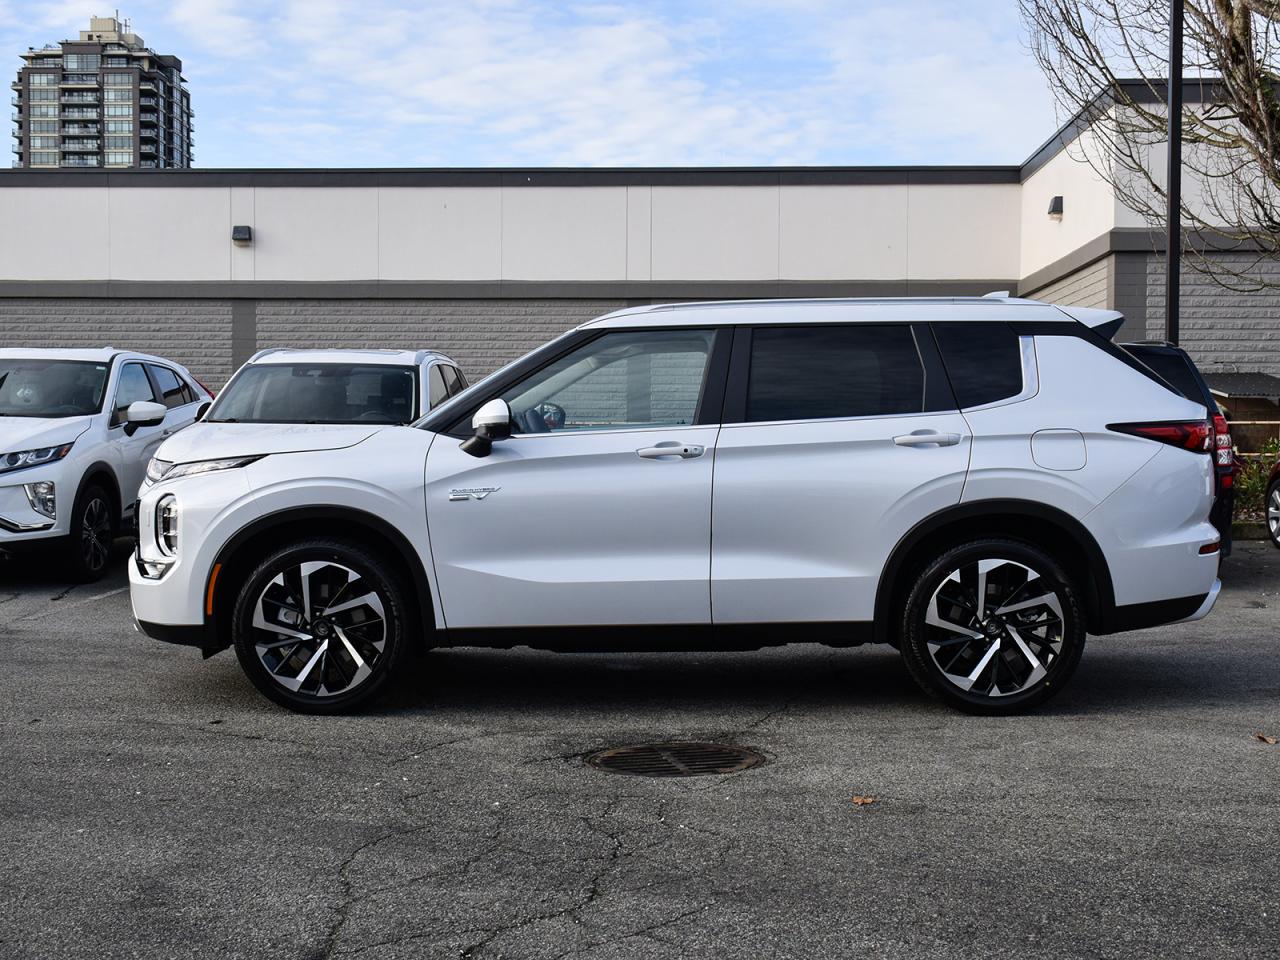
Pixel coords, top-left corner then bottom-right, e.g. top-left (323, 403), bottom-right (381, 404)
top-left (1025, 255), bottom-right (1111, 309)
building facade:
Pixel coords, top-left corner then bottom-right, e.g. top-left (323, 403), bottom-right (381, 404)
top-left (0, 114), bottom-right (1275, 390)
top-left (10, 17), bottom-right (191, 170)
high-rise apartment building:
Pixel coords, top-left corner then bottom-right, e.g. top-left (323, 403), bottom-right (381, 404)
top-left (10, 16), bottom-right (192, 169)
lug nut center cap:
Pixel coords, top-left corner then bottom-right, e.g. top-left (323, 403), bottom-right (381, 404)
top-left (313, 621), bottom-right (333, 638)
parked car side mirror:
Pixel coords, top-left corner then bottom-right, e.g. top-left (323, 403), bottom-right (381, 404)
top-left (461, 398), bottom-right (512, 458)
top-left (195, 401), bottom-right (212, 421)
top-left (124, 400), bottom-right (167, 436)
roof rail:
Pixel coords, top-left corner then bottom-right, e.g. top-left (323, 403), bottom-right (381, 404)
top-left (982, 290), bottom-right (1012, 298)
top-left (247, 347), bottom-right (290, 363)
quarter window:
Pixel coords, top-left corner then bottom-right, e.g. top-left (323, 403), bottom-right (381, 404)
top-left (500, 328), bottom-right (715, 434)
top-left (745, 325), bottom-right (926, 422)
top-left (931, 322), bottom-right (1025, 408)
top-left (113, 363), bottom-right (156, 423)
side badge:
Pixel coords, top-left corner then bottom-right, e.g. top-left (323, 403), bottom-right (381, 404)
top-left (449, 486), bottom-right (501, 502)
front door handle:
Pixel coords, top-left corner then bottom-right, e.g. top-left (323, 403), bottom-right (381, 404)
top-left (637, 442), bottom-right (705, 460)
top-left (893, 431), bottom-right (962, 447)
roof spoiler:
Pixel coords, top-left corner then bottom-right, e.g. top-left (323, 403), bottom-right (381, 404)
top-left (1055, 305), bottom-right (1125, 341)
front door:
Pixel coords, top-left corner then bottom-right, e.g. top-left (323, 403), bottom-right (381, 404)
top-left (109, 361), bottom-right (169, 503)
top-left (425, 327), bottom-right (723, 630)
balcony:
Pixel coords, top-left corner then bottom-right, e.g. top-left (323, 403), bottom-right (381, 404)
top-left (62, 140), bottom-right (100, 152)
top-left (11, 143), bottom-right (20, 153)
top-left (140, 159), bottom-right (158, 168)
top-left (139, 142), bottom-right (156, 154)
top-left (62, 123), bottom-right (98, 134)
top-left (60, 93), bottom-right (99, 104)
top-left (139, 97), bottom-right (158, 107)
top-left (61, 155), bottom-right (100, 167)
top-left (10, 97), bottom-right (20, 107)
top-left (59, 78), bottom-right (99, 88)
top-left (62, 108), bottom-right (99, 119)
top-left (139, 112), bottom-right (157, 124)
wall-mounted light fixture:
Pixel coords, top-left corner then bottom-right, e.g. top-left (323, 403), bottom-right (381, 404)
top-left (1047, 196), bottom-right (1064, 220)
top-left (231, 225), bottom-right (253, 245)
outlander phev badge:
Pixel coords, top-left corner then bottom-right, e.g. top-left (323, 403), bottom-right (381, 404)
top-left (448, 487), bottom-right (501, 502)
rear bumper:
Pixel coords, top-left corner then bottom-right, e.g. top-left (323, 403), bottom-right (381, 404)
top-left (1101, 578), bottom-right (1220, 633)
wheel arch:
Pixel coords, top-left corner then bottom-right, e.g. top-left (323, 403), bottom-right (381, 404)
top-left (873, 499), bottom-right (1116, 641)
top-left (77, 462), bottom-right (123, 527)
top-left (205, 506), bottom-right (437, 654)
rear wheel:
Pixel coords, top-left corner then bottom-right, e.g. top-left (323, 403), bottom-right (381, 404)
top-left (62, 483), bottom-right (116, 582)
top-left (231, 539), bottom-right (411, 713)
top-left (898, 538), bottom-right (1085, 714)
top-left (1267, 480), bottom-right (1280, 549)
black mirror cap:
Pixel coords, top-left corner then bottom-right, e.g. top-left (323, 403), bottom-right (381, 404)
top-left (196, 401), bottom-right (212, 421)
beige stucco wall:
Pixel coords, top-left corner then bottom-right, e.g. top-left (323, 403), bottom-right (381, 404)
top-left (0, 181), bottom-right (1024, 285)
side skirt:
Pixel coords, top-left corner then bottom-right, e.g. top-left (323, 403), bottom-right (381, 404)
top-left (440, 621), bottom-right (876, 652)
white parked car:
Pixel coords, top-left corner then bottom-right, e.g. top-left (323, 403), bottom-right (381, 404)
top-left (130, 298), bottom-right (1221, 715)
top-left (0, 348), bottom-right (210, 580)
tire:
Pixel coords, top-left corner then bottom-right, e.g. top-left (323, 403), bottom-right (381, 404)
top-left (1268, 480), bottom-right (1280, 549)
top-left (62, 483), bottom-right (116, 583)
top-left (231, 538), bottom-right (412, 714)
top-left (898, 538), bottom-right (1086, 715)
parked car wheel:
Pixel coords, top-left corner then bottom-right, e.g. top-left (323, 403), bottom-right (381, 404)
top-left (232, 539), bottom-right (411, 714)
top-left (898, 538), bottom-right (1086, 715)
top-left (62, 483), bottom-right (116, 582)
top-left (1268, 480), bottom-right (1280, 549)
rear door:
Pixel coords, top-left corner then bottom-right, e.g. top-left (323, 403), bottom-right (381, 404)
top-left (710, 323), bottom-right (969, 625)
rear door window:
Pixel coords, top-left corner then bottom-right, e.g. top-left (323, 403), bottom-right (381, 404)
top-left (745, 325), bottom-right (925, 422)
top-left (931, 322), bottom-right (1025, 408)
top-left (148, 365), bottom-right (193, 409)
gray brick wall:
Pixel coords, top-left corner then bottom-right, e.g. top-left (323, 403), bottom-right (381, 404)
top-left (1027, 256), bottom-right (1111, 309)
top-left (255, 299), bottom-right (630, 382)
top-left (0, 298), bottom-right (234, 387)
top-left (1147, 254), bottom-right (1280, 374)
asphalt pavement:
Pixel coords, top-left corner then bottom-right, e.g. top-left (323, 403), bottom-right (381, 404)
top-left (1, 542), bottom-right (1277, 959)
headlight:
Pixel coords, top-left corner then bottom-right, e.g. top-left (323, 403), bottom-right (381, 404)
top-left (24, 481), bottom-right (56, 519)
top-left (0, 443), bottom-right (73, 474)
top-left (157, 455), bottom-right (263, 482)
top-left (146, 458), bottom-right (173, 483)
top-left (156, 495), bottom-right (179, 557)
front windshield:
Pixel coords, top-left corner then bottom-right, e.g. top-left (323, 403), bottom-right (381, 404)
top-left (207, 363), bottom-right (419, 425)
top-left (0, 359), bottom-right (109, 418)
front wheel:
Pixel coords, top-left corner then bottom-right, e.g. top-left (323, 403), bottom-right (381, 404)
top-left (231, 539), bottom-right (412, 713)
top-left (898, 538), bottom-right (1086, 715)
top-left (62, 483), bottom-right (116, 582)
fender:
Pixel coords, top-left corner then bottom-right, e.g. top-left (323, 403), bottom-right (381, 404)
top-left (872, 498), bottom-right (1117, 642)
top-left (203, 504), bottom-right (438, 650)
top-left (78, 460), bottom-right (124, 521)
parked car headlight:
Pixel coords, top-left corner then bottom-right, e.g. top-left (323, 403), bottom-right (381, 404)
top-left (158, 455), bottom-right (263, 481)
top-left (0, 443), bottom-right (73, 474)
top-left (146, 458), bottom-right (173, 483)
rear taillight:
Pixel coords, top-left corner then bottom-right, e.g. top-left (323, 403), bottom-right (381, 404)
top-left (1108, 420), bottom-right (1212, 453)
top-left (1211, 414), bottom-right (1233, 468)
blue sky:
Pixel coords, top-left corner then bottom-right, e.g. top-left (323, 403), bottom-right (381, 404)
top-left (3, 1), bottom-right (1062, 167)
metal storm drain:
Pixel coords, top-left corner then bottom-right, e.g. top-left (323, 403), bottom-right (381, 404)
top-left (587, 741), bottom-right (765, 778)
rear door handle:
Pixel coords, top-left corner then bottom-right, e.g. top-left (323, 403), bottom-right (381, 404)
top-left (637, 442), bottom-right (705, 460)
top-left (893, 431), bottom-right (962, 447)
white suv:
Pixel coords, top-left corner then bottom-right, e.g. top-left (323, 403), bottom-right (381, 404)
top-left (144, 349), bottom-right (467, 484)
top-left (130, 298), bottom-right (1221, 715)
top-left (1, 348), bottom-right (210, 580)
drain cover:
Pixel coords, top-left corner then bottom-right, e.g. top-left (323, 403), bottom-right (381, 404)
top-left (587, 741), bottom-right (764, 778)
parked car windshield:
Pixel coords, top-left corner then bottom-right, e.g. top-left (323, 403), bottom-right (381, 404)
top-left (207, 364), bottom-right (418, 424)
top-left (0, 358), bottom-right (110, 418)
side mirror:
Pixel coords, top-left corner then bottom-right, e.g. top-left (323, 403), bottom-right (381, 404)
top-left (460, 398), bottom-right (512, 458)
top-left (195, 401), bottom-right (212, 421)
top-left (124, 400), bottom-right (167, 436)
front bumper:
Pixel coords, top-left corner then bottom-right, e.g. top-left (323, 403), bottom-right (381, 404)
top-left (0, 465), bottom-right (70, 544)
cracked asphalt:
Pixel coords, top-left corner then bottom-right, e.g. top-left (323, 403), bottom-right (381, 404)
top-left (1, 542), bottom-right (1278, 960)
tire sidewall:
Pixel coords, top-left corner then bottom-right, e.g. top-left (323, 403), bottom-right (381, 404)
top-left (232, 539), bottom-right (409, 714)
top-left (900, 538), bottom-right (1086, 715)
top-left (1269, 480), bottom-right (1280, 549)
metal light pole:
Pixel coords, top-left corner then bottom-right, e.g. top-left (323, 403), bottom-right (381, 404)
top-left (1166, 0), bottom-right (1183, 344)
